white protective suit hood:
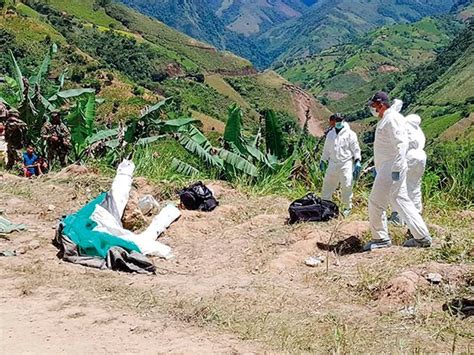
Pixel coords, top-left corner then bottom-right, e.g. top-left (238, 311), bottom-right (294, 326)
top-left (320, 122), bottom-right (361, 210)
top-left (406, 114), bottom-right (425, 151)
top-left (373, 99), bottom-right (408, 171)
top-left (321, 122), bottom-right (361, 164)
top-left (391, 99), bottom-right (404, 114)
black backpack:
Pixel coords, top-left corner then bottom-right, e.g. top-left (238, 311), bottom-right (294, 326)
top-left (179, 182), bottom-right (219, 212)
top-left (288, 193), bottom-right (339, 224)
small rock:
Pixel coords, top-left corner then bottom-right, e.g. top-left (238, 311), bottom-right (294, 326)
top-left (426, 273), bottom-right (442, 284)
top-left (28, 240), bottom-right (40, 250)
top-left (16, 247), bottom-right (26, 255)
top-left (400, 305), bottom-right (416, 317)
top-left (304, 256), bottom-right (325, 267)
top-left (47, 205), bottom-right (56, 212)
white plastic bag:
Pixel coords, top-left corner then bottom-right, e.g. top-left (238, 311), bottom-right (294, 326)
top-left (138, 195), bottom-right (160, 215)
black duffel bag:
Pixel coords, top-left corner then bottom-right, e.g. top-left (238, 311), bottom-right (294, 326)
top-left (288, 193), bottom-right (339, 224)
top-left (179, 181), bottom-right (219, 212)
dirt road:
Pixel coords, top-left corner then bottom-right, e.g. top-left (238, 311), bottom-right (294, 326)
top-left (284, 83), bottom-right (331, 137)
top-left (0, 171), bottom-right (472, 353)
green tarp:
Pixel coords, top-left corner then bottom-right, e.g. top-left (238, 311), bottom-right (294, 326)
top-left (62, 193), bottom-right (140, 258)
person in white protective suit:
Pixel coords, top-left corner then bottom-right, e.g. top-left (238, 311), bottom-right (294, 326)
top-left (320, 113), bottom-right (362, 216)
top-left (390, 110), bottom-right (427, 224)
top-left (364, 92), bottom-right (432, 250)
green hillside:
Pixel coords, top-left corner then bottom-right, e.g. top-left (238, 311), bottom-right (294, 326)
top-left (0, 0), bottom-right (308, 128)
top-left (397, 20), bottom-right (474, 141)
top-left (277, 16), bottom-right (463, 112)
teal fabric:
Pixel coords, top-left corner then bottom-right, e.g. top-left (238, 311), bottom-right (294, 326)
top-left (0, 216), bottom-right (27, 234)
top-left (62, 193), bottom-right (140, 258)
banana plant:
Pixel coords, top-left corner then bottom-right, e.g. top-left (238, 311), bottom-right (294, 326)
top-left (171, 105), bottom-right (289, 178)
top-left (1, 45), bottom-right (96, 145)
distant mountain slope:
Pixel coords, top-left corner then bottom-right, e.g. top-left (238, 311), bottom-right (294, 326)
top-left (210, 0), bottom-right (312, 36)
top-left (0, 0), bottom-right (325, 130)
top-left (119, 0), bottom-right (457, 68)
top-left (118, 0), bottom-right (269, 67)
top-left (276, 16), bottom-right (463, 112)
top-left (260, 0), bottom-right (457, 62)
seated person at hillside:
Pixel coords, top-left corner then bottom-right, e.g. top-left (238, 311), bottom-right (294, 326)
top-left (22, 145), bottom-right (43, 177)
top-left (37, 156), bottom-right (49, 174)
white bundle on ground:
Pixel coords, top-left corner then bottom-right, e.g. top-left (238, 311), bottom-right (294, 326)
top-left (90, 160), bottom-right (180, 259)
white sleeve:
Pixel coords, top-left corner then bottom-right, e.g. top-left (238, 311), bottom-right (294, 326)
top-left (389, 116), bottom-right (408, 173)
top-left (350, 131), bottom-right (361, 161)
top-left (321, 135), bottom-right (330, 162)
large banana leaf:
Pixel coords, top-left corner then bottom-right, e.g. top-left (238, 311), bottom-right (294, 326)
top-left (246, 144), bottom-right (274, 169)
top-left (171, 158), bottom-right (200, 176)
top-left (136, 135), bottom-right (166, 145)
top-left (186, 125), bottom-right (213, 151)
top-left (8, 50), bottom-right (24, 102)
top-left (30, 43), bottom-right (57, 88)
top-left (219, 149), bottom-right (258, 177)
top-left (178, 134), bottom-right (223, 168)
top-left (48, 88), bottom-right (96, 103)
top-left (161, 117), bottom-right (198, 132)
top-left (139, 97), bottom-right (172, 119)
top-left (18, 96), bottom-right (38, 142)
top-left (87, 128), bottom-right (120, 145)
top-left (67, 94), bottom-right (96, 158)
top-left (83, 93), bottom-right (95, 133)
top-left (223, 104), bottom-right (246, 154)
top-left (264, 110), bottom-right (285, 159)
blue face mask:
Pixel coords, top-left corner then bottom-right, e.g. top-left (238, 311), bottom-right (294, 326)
top-left (335, 122), bottom-right (344, 129)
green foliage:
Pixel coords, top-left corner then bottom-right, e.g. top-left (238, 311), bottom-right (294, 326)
top-left (223, 104), bottom-right (245, 153)
top-left (218, 149), bottom-right (258, 177)
top-left (1, 46), bottom-right (98, 149)
top-left (264, 110), bottom-right (285, 159)
top-left (171, 158), bottom-right (200, 177)
top-left (424, 141), bottom-right (474, 207)
top-left (67, 93), bottom-right (96, 159)
top-left (177, 133), bottom-right (223, 169)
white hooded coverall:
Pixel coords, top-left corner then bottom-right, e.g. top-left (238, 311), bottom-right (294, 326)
top-left (369, 102), bottom-right (430, 242)
top-left (405, 114), bottom-right (427, 213)
top-left (321, 122), bottom-right (361, 209)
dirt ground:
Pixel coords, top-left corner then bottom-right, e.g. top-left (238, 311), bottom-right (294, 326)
top-left (0, 170), bottom-right (472, 354)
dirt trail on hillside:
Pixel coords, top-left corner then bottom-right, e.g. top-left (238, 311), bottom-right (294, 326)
top-left (0, 172), bottom-right (472, 353)
top-left (284, 84), bottom-right (330, 137)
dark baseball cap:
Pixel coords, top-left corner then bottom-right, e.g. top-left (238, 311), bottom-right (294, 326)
top-left (329, 113), bottom-right (344, 122)
top-left (368, 91), bottom-right (390, 105)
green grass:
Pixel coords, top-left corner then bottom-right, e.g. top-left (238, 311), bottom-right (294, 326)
top-left (224, 76), bottom-right (296, 121)
top-left (419, 47), bottom-right (474, 105)
top-left (0, 9), bottom-right (65, 44)
top-left (131, 139), bottom-right (218, 196)
top-left (205, 74), bottom-right (252, 109)
top-left (46, 0), bottom-right (123, 28)
top-left (422, 112), bottom-right (464, 139)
